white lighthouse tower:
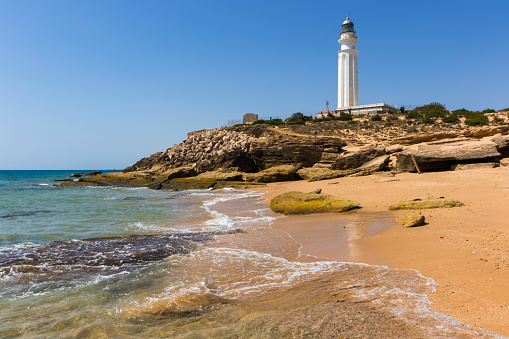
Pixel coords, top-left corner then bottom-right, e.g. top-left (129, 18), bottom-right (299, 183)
top-left (316, 17), bottom-right (397, 119)
top-left (337, 17), bottom-right (359, 109)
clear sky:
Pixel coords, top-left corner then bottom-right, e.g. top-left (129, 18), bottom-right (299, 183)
top-left (1, 0), bottom-right (508, 170)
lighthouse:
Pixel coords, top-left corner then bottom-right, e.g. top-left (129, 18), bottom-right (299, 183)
top-left (337, 17), bottom-right (359, 109)
top-left (316, 17), bottom-right (397, 119)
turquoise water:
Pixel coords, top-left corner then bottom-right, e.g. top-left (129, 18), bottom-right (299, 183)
top-left (0, 171), bottom-right (501, 338)
top-left (0, 170), bottom-right (208, 249)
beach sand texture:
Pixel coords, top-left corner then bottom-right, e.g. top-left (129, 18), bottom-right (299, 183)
top-left (255, 166), bottom-right (509, 336)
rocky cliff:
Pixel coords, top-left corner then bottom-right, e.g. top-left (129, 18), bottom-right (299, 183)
top-left (123, 124), bottom-right (346, 174)
top-left (63, 115), bottom-right (509, 189)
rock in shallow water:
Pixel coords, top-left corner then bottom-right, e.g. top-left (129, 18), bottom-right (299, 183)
top-left (0, 230), bottom-right (243, 281)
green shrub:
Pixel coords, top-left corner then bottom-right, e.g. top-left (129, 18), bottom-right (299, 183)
top-left (406, 111), bottom-right (422, 119)
top-left (370, 114), bottom-right (382, 121)
top-left (286, 119), bottom-right (305, 125)
top-left (252, 118), bottom-right (284, 126)
top-left (409, 102), bottom-right (449, 120)
top-left (338, 113), bottom-right (353, 121)
top-left (314, 118), bottom-right (328, 122)
top-left (388, 115), bottom-right (399, 121)
top-left (452, 108), bottom-right (471, 115)
top-left (482, 108), bottom-right (496, 113)
top-left (464, 113), bottom-right (488, 126)
top-left (347, 120), bottom-right (358, 124)
top-left (500, 108), bottom-right (509, 112)
top-left (451, 108), bottom-right (489, 126)
top-left (266, 118), bottom-right (284, 125)
top-left (422, 115), bottom-right (436, 124)
top-left (442, 114), bottom-right (459, 123)
top-left (286, 112), bottom-right (311, 122)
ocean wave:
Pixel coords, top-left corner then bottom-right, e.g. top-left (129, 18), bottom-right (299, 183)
top-left (195, 189), bottom-right (276, 233)
top-left (124, 247), bottom-right (500, 337)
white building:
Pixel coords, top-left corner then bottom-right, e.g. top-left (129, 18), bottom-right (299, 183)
top-left (319, 17), bottom-right (396, 118)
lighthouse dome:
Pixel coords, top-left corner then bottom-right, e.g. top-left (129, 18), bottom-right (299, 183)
top-left (341, 17), bottom-right (355, 34)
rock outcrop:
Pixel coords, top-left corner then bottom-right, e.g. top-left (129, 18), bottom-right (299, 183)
top-left (396, 212), bottom-right (425, 227)
top-left (124, 129), bottom-right (259, 173)
top-left (396, 140), bottom-right (501, 172)
top-left (388, 196), bottom-right (464, 210)
top-left (124, 126), bottom-right (345, 175)
top-left (243, 165), bottom-right (297, 183)
top-left (331, 144), bottom-right (386, 170)
top-left (491, 134), bottom-right (509, 157)
top-left (60, 117), bottom-right (509, 190)
top-left (269, 189), bottom-right (359, 214)
top-left (296, 155), bottom-right (390, 182)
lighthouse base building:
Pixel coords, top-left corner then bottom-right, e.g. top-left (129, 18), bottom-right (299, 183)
top-left (318, 17), bottom-right (396, 118)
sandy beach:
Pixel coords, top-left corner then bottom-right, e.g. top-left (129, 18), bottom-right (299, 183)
top-left (254, 166), bottom-right (509, 336)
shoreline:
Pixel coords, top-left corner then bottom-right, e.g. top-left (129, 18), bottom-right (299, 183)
top-left (251, 167), bottom-right (509, 336)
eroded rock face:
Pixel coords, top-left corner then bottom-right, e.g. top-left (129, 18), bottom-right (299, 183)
top-left (243, 165), bottom-right (297, 183)
top-left (490, 134), bottom-right (509, 157)
top-left (396, 140), bottom-right (501, 172)
top-left (64, 120), bottom-right (509, 190)
top-left (124, 129), bottom-right (258, 173)
top-left (331, 145), bottom-right (386, 170)
top-left (357, 155), bottom-right (390, 172)
top-left (123, 126), bottom-right (345, 175)
top-left (452, 163), bottom-right (499, 171)
top-left (249, 136), bottom-right (344, 170)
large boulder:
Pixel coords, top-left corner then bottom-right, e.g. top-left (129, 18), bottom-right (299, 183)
top-left (490, 134), bottom-right (509, 157)
top-left (396, 140), bottom-right (501, 172)
top-left (270, 190), bottom-right (359, 214)
top-left (331, 144), bottom-right (386, 170)
top-left (388, 196), bottom-right (464, 210)
top-left (396, 212), bottom-right (425, 227)
top-left (148, 166), bottom-right (198, 189)
top-left (152, 170), bottom-right (248, 190)
top-left (244, 165), bottom-right (297, 183)
top-left (357, 155), bottom-right (390, 172)
top-left (297, 155), bottom-right (390, 182)
top-left (297, 168), bottom-right (351, 181)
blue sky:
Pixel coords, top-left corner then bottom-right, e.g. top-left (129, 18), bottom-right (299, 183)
top-left (1, 0), bottom-right (508, 170)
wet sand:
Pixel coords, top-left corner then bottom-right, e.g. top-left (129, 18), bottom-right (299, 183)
top-left (253, 167), bottom-right (509, 336)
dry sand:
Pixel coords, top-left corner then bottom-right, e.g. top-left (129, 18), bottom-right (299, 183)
top-left (253, 167), bottom-right (509, 336)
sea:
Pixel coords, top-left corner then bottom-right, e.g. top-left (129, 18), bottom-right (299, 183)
top-left (0, 170), bottom-right (503, 338)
